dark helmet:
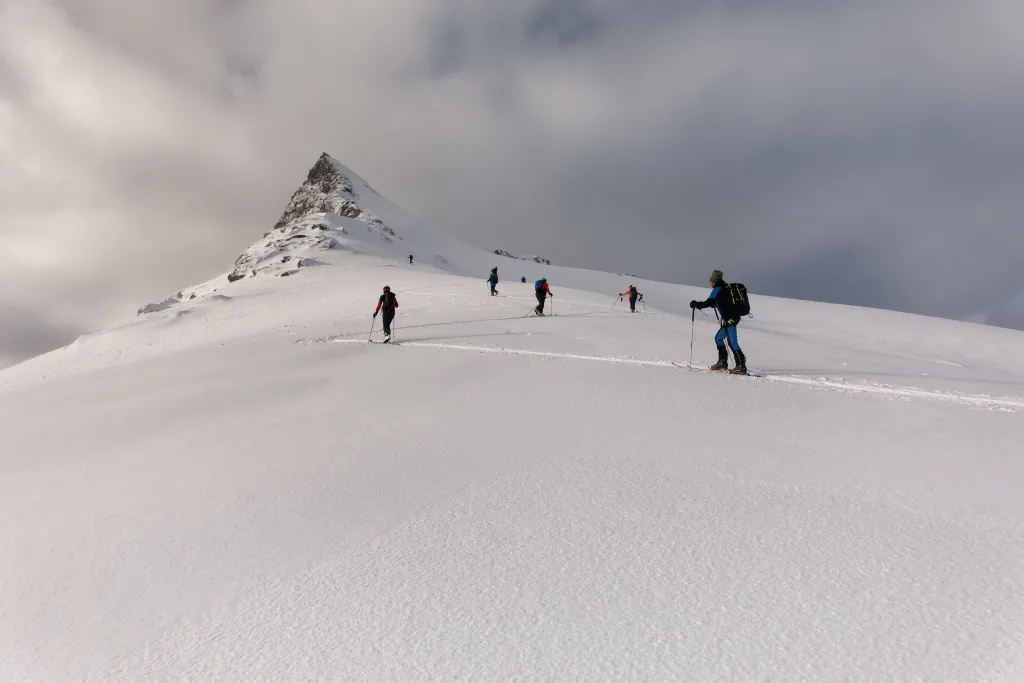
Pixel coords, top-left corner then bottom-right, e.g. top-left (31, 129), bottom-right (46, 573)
top-left (383, 285), bottom-right (391, 292)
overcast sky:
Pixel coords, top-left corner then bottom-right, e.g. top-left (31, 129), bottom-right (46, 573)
top-left (2, 0), bottom-right (1023, 367)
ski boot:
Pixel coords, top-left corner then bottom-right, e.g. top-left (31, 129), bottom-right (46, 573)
top-left (729, 349), bottom-right (747, 375)
top-left (710, 347), bottom-right (729, 371)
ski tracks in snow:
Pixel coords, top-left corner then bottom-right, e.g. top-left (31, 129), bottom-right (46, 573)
top-left (308, 337), bottom-right (1024, 412)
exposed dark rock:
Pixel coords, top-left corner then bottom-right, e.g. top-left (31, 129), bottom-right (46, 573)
top-left (338, 200), bottom-right (362, 218)
top-left (276, 154), bottom-right (356, 225)
top-left (494, 249), bottom-right (551, 265)
top-left (365, 216), bottom-right (397, 237)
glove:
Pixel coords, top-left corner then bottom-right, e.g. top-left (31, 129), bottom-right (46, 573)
top-left (620, 297), bottom-right (623, 301)
top-left (638, 294), bottom-right (643, 300)
top-left (373, 312), bottom-right (378, 318)
top-left (689, 300), bottom-right (697, 309)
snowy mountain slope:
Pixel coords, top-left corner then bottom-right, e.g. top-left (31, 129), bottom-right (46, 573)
top-left (2, 156), bottom-right (1024, 682)
top-left (25, 153), bottom-right (1024, 400)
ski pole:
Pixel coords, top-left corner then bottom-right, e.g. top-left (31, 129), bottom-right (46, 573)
top-left (610, 296), bottom-right (619, 311)
top-left (688, 308), bottom-right (695, 370)
top-left (368, 316), bottom-right (376, 342)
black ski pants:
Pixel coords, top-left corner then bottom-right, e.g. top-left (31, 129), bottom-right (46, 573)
top-left (382, 309), bottom-right (395, 335)
top-left (535, 291), bottom-right (547, 314)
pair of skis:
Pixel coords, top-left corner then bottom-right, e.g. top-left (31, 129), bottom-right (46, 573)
top-left (671, 361), bottom-right (760, 378)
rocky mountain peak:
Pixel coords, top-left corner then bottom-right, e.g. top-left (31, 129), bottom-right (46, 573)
top-left (276, 153), bottom-right (361, 228)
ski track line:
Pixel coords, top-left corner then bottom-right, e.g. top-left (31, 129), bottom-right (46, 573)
top-left (321, 338), bottom-right (1024, 410)
top-left (762, 374), bottom-right (1024, 409)
top-left (326, 337), bottom-right (677, 368)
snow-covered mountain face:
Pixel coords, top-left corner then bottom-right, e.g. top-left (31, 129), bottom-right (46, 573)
top-left (139, 154), bottom-right (403, 313)
top-left (3, 154), bottom-right (1024, 682)
top-left (138, 153), bottom-right (557, 315)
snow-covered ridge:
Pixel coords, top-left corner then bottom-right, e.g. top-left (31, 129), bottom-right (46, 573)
top-left (228, 153), bottom-right (400, 283)
top-left (137, 152), bottom-right (557, 317)
top-left (139, 154), bottom-right (401, 315)
top-left (493, 249), bottom-right (551, 265)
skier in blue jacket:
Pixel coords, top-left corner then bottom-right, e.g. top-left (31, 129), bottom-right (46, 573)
top-left (487, 267), bottom-right (499, 296)
top-left (690, 270), bottom-right (747, 374)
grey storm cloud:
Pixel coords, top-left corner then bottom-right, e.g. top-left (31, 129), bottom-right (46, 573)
top-left (0, 300), bottom-right (81, 367)
top-left (1, 0), bottom-right (1023, 366)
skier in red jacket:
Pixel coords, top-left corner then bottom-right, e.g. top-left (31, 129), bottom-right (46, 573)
top-left (373, 286), bottom-right (399, 342)
top-left (620, 285), bottom-right (642, 313)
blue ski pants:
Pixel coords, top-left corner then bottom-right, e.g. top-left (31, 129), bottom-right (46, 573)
top-left (489, 281), bottom-right (497, 294)
top-left (715, 323), bottom-right (741, 352)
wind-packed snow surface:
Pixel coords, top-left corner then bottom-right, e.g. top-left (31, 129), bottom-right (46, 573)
top-left (2, 156), bottom-right (1024, 682)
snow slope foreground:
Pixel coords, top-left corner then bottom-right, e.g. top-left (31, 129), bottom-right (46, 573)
top-left (2, 157), bottom-right (1024, 681)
